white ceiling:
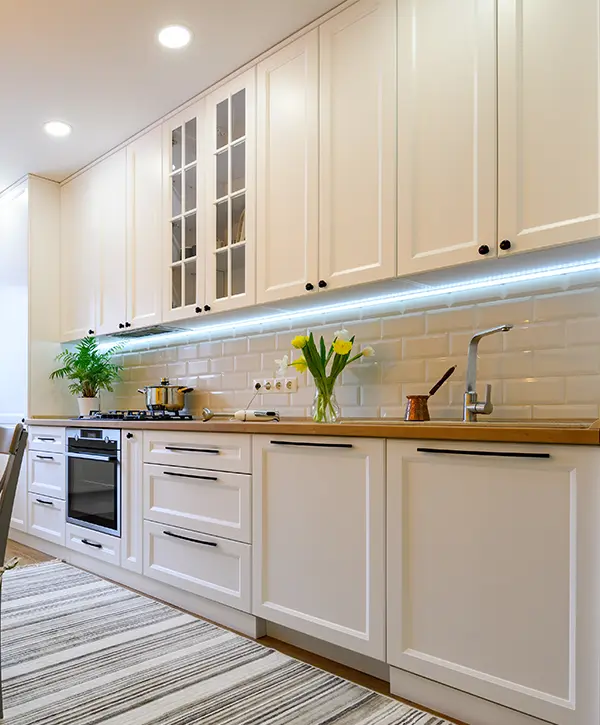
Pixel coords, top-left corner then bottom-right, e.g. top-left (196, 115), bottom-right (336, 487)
top-left (0, 0), bottom-right (343, 193)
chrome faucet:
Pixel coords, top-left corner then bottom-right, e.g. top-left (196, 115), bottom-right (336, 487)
top-left (464, 325), bottom-right (513, 422)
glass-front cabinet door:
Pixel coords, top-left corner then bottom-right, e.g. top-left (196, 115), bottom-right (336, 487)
top-left (205, 69), bottom-right (256, 312)
top-left (163, 100), bottom-right (205, 321)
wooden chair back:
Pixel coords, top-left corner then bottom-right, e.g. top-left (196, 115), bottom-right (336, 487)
top-left (0, 424), bottom-right (27, 565)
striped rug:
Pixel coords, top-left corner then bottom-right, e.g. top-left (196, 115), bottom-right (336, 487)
top-left (0, 561), bottom-right (452, 724)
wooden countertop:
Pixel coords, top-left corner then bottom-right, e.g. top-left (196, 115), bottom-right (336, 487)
top-left (25, 416), bottom-right (600, 445)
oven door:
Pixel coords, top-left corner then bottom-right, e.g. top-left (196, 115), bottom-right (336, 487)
top-left (67, 453), bottom-right (121, 537)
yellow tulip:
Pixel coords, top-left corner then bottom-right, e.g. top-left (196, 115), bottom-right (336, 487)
top-left (290, 356), bottom-right (308, 373)
top-left (291, 335), bottom-right (308, 349)
top-left (333, 339), bottom-right (352, 355)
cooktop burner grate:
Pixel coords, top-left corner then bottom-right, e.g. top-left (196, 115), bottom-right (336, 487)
top-left (77, 410), bottom-right (194, 421)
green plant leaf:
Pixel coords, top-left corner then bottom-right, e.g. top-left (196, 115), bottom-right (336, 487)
top-left (49, 335), bottom-right (123, 398)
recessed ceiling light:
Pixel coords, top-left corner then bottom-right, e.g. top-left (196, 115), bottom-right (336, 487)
top-left (43, 121), bottom-right (72, 138)
top-left (158, 25), bottom-right (192, 49)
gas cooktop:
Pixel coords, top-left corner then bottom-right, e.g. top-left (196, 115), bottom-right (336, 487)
top-left (76, 410), bottom-right (194, 422)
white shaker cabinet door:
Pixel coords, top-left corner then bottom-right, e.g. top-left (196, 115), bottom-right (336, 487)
top-left (121, 430), bottom-right (143, 574)
top-left (256, 30), bottom-right (319, 304)
top-left (387, 440), bottom-right (600, 725)
top-left (127, 127), bottom-right (163, 330)
top-left (60, 173), bottom-right (96, 341)
top-left (397, 0), bottom-right (497, 273)
top-left (318, 0), bottom-right (396, 291)
top-left (252, 435), bottom-right (386, 659)
top-left (498, 0), bottom-right (600, 255)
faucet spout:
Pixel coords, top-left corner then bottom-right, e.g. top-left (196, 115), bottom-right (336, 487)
top-left (464, 324), bottom-right (514, 421)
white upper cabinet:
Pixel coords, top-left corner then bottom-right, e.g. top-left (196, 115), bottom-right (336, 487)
top-left (94, 150), bottom-right (128, 336)
top-left (319, 0), bottom-right (396, 291)
top-left (397, 0), bottom-right (497, 273)
top-left (127, 127), bottom-right (163, 330)
top-left (498, 0), bottom-right (600, 256)
top-left (163, 101), bottom-right (205, 322)
top-left (60, 172), bottom-right (96, 341)
top-left (256, 31), bottom-right (319, 304)
top-left (252, 435), bottom-right (386, 659)
top-left (205, 69), bottom-right (256, 313)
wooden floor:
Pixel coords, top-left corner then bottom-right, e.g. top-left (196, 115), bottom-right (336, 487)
top-left (4, 540), bottom-right (466, 725)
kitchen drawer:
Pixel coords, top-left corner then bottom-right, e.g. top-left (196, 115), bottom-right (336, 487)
top-left (27, 493), bottom-right (65, 546)
top-left (28, 426), bottom-right (65, 454)
top-left (28, 450), bottom-right (66, 500)
top-left (143, 431), bottom-right (251, 473)
top-left (143, 520), bottom-right (251, 612)
top-left (65, 523), bottom-right (121, 566)
top-left (143, 464), bottom-right (251, 543)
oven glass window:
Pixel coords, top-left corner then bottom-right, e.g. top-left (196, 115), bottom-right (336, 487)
top-left (68, 457), bottom-right (118, 533)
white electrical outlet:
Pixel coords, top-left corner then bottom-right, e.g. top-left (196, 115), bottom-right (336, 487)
top-left (252, 378), bottom-right (298, 394)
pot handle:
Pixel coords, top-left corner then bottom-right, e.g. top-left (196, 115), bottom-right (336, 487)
top-left (178, 387), bottom-right (194, 394)
top-left (137, 388), bottom-right (147, 394)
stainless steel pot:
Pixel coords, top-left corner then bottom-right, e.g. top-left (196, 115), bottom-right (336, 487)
top-left (137, 377), bottom-right (194, 412)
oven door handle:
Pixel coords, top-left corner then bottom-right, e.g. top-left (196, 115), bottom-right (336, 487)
top-left (67, 452), bottom-right (117, 462)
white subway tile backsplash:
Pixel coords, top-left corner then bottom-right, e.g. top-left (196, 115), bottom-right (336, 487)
top-left (113, 278), bottom-right (600, 419)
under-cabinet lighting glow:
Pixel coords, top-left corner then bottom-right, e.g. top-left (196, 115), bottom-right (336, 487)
top-left (99, 257), bottom-right (600, 351)
top-left (43, 121), bottom-right (72, 138)
top-left (158, 25), bottom-right (192, 49)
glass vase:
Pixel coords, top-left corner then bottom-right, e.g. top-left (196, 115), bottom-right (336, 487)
top-left (312, 385), bottom-right (340, 423)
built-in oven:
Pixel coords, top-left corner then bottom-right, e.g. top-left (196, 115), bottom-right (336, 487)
top-left (66, 428), bottom-right (121, 537)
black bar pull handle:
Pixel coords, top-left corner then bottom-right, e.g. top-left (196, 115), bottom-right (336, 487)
top-left (36, 454), bottom-right (54, 460)
top-left (164, 446), bottom-right (219, 455)
top-left (81, 538), bottom-right (102, 549)
top-left (163, 471), bottom-right (218, 481)
top-left (163, 530), bottom-right (218, 547)
top-left (35, 498), bottom-right (54, 506)
top-left (270, 440), bottom-right (353, 449)
top-left (37, 437), bottom-right (56, 442)
top-left (416, 447), bottom-right (551, 460)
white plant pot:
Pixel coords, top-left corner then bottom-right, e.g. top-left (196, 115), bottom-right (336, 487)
top-left (77, 397), bottom-right (100, 417)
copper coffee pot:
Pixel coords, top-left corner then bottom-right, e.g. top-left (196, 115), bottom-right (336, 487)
top-left (404, 366), bottom-right (456, 422)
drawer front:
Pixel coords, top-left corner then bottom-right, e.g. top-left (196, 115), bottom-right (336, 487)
top-left (143, 520), bottom-right (251, 612)
top-left (28, 451), bottom-right (66, 500)
top-left (27, 493), bottom-right (65, 546)
top-left (143, 464), bottom-right (251, 543)
top-left (28, 426), bottom-right (65, 454)
top-left (143, 431), bottom-right (251, 473)
top-left (65, 523), bottom-right (121, 566)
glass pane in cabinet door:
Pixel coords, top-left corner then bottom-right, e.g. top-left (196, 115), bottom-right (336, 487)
top-left (185, 166), bottom-right (196, 212)
top-left (231, 89), bottom-right (246, 141)
top-left (171, 266), bottom-right (182, 308)
top-left (172, 127), bottom-right (182, 171)
top-left (184, 214), bottom-right (196, 258)
top-left (231, 245), bottom-right (245, 296)
top-left (184, 262), bottom-right (196, 306)
top-left (232, 194), bottom-right (245, 243)
top-left (172, 173), bottom-right (182, 216)
top-left (185, 118), bottom-right (196, 164)
top-left (216, 99), bottom-right (229, 149)
top-left (231, 142), bottom-right (245, 194)
top-left (216, 251), bottom-right (228, 299)
top-left (216, 150), bottom-right (228, 198)
top-left (171, 219), bottom-right (182, 262)
top-left (216, 201), bottom-right (228, 249)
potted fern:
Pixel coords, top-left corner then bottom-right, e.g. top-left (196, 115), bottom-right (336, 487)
top-left (50, 336), bottom-right (123, 416)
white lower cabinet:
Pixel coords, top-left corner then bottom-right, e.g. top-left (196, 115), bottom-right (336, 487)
top-left (10, 462), bottom-right (27, 532)
top-left (252, 435), bottom-right (386, 659)
top-left (387, 440), bottom-right (600, 725)
top-left (143, 520), bottom-right (251, 612)
top-left (27, 493), bottom-right (65, 546)
top-left (27, 450), bottom-right (65, 499)
top-left (66, 523), bottom-right (121, 566)
top-left (121, 430), bottom-right (143, 574)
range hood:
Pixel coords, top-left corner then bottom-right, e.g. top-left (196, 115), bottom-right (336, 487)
top-left (110, 324), bottom-right (188, 339)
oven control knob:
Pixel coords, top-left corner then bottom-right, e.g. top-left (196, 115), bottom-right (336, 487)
top-left (104, 436), bottom-right (110, 444)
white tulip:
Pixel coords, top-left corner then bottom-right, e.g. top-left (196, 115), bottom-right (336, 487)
top-left (362, 346), bottom-right (375, 357)
top-left (274, 355), bottom-right (289, 376)
top-left (334, 328), bottom-right (350, 341)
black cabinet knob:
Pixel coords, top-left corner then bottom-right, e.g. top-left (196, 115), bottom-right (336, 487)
top-left (318, 280), bottom-right (327, 289)
top-left (88, 329), bottom-right (94, 335)
top-left (499, 239), bottom-right (512, 251)
top-left (125, 322), bottom-right (131, 328)
top-left (195, 306), bottom-right (202, 313)
top-left (204, 305), bottom-right (211, 312)
top-left (118, 323), bottom-right (125, 329)
top-left (126, 432), bottom-right (133, 439)
top-left (305, 282), bottom-right (314, 291)
top-left (478, 245), bottom-right (490, 256)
